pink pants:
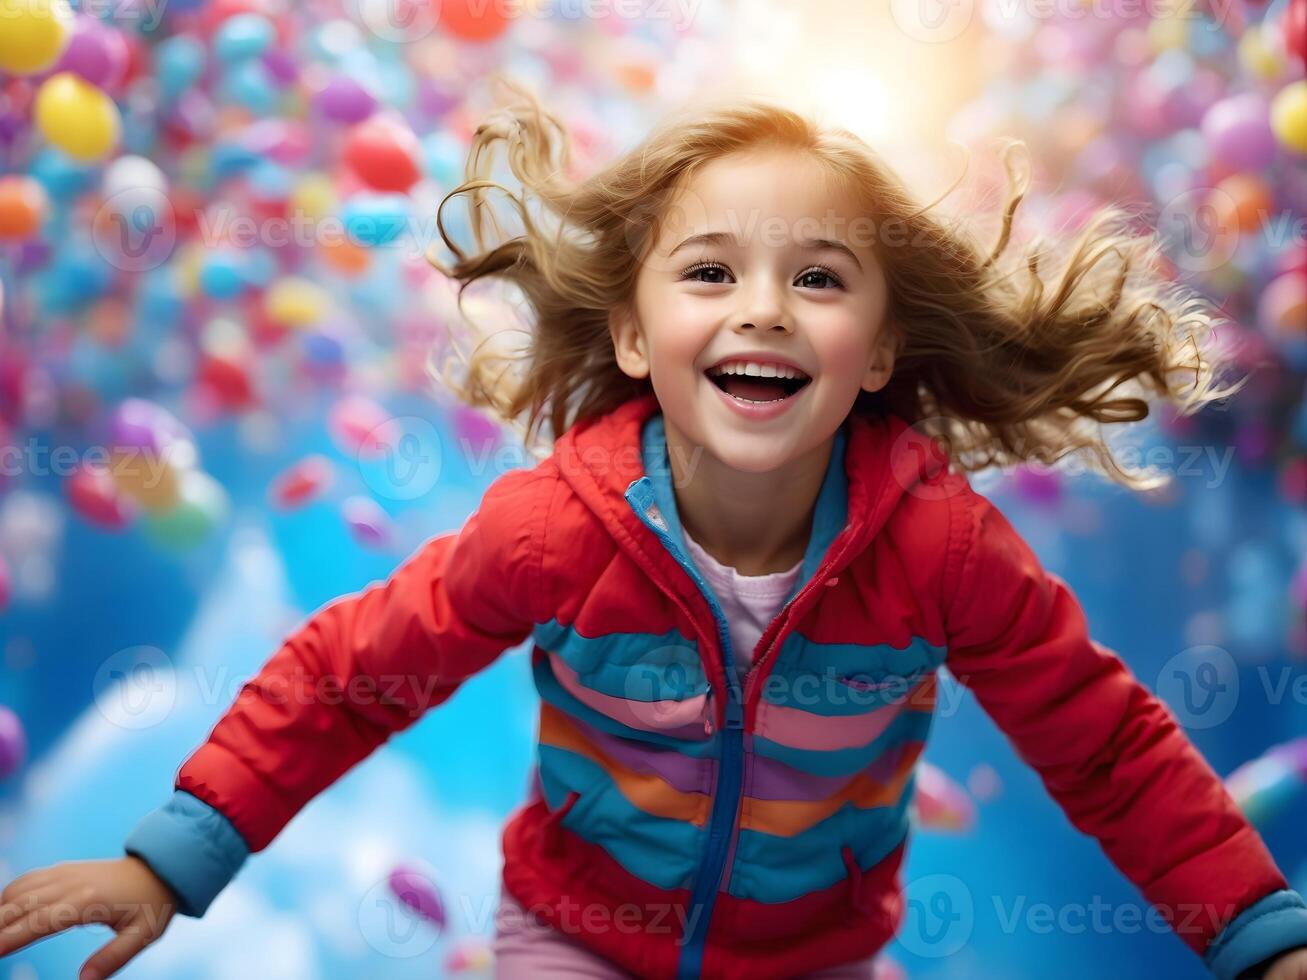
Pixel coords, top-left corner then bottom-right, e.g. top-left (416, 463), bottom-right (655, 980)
top-left (491, 888), bottom-right (880, 979)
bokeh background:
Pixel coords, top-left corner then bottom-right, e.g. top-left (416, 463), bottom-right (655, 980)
top-left (0, 0), bottom-right (1305, 977)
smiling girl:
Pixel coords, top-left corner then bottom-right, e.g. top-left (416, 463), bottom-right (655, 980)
top-left (4, 77), bottom-right (1307, 980)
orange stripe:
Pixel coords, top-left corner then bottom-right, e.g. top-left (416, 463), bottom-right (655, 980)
top-left (538, 702), bottom-right (712, 827)
top-left (741, 741), bottom-right (925, 837)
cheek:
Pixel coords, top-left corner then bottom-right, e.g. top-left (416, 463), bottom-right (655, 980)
top-left (813, 320), bottom-right (877, 381)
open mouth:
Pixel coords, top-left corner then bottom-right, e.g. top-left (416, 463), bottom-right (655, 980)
top-left (705, 367), bottom-right (812, 403)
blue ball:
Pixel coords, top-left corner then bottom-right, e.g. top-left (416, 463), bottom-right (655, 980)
top-left (156, 34), bottom-right (206, 99)
top-left (214, 13), bottom-right (276, 64)
top-left (341, 193), bottom-right (410, 248)
top-left (200, 252), bottom-right (246, 300)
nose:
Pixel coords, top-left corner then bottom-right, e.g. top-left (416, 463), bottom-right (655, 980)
top-left (734, 276), bottom-right (791, 334)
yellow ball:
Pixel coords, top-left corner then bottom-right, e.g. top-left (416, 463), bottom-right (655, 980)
top-left (0, 0), bottom-right (72, 75)
top-left (34, 72), bottom-right (121, 162)
top-left (1271, 81), bottom-right (1307, 155)
top-left (290, 173), bottom-right (337, 222)
top-left (1238, 26), bottom-right (1285, 81)
top-left (1147, 15), bottom-right (1188, 54)
top-left (264, 276), bottom-right (328, 328)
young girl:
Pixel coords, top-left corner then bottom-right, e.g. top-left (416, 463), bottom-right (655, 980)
top-left (3, 78), bottom-right (1307, 980)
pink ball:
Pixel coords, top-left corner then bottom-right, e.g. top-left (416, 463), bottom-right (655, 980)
top-left (0, 705), bottom-right (25, 780)
top-left (1202, 94), bottom-right (1278, 172)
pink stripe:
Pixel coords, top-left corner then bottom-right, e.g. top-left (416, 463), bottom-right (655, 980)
top-left (755, 699), bottom-right (905, 752)
top-left (548, 652), bottom-right (711, 738)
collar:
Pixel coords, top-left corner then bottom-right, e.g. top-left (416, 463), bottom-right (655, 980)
top-left (629, 410), bottom-right (849, 596)
top-left (553, 391), bottom-right (920, 607)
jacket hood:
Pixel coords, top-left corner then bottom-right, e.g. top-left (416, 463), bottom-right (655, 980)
top-left (552, 391), bottom-right (949, 589)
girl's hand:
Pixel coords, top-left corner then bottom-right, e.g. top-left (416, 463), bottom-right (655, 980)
top-left (1265, 948), bottom-right (1307, 980)
top-left (0, 856), bottom-right (178, 980)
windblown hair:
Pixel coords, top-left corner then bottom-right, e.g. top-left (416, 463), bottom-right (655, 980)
top-left (426, 74), bottom-right (1246, 490)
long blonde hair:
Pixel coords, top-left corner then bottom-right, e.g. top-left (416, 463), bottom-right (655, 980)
top-left (426, 75), bottom-right (1246, 490)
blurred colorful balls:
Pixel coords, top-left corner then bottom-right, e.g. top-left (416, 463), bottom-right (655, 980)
top-left (33, 72), bottom-right (121, 161)
top-left (0, 0), bottom-right (73, 75)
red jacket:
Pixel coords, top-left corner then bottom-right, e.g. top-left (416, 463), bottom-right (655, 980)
top-left (126, 391), bottom-right (1307, 979)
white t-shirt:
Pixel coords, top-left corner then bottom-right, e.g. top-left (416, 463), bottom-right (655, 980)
top-left (681, 528), bottom-right (804, 679)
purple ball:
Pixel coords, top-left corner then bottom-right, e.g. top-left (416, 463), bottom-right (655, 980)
top-left (1013, 465), bottom-right (1062, 506)
top-left (15, 239), bottom-right (52, 276)
top-left (1202, 94), bottom-right (1277, 172)
top-left (388, 865), bottom-right (447, 930)
top-left (57, 15), bottom-right (129, 91)
top-left (108, 398), bottom-right (187, 456)
top-left (0, 706), bottom-right (26, 781)
top-left (316, 75), bottom-right (377, 124)
top-left (261, 48), bottom-right (298, 87)
top-left (416, 78), bottom-right (460, 119)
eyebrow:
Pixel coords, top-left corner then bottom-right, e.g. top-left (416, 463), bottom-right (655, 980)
top-left (668, 231), bottom-right (863, 272)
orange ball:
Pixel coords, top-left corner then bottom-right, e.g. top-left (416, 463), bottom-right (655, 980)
top-left (1209, 173), bottom-right (1274, 235)
top-left (0, 175), bottom-right (47, 240)
top-left (320, 238), bottom-right (370, 277)
top-left (109, 448), bottom-right (181, 512)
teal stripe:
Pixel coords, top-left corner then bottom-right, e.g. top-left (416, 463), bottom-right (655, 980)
top-left (728, 780), bottom-right (914, 903)
top-left (532, 619), bottom-right (708, 702)
top-left (752, 709), bottom-right (935, 777)
top-left (532, 654), bottom-right (721, 759)
top-left (538, 744), bottom-right (703, 892)
top-left (762, 635), bottom-right (948, 717)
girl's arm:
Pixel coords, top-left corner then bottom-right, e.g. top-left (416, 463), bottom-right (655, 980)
top-left (941, 479), bottom-right (1307, 980)
top-left (123, 463), bottom-right (554, 918)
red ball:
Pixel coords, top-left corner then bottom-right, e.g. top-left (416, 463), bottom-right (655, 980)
top-left (1286, 0), bottom-right (1306, 62)
top-left (197, 354), bottom-right (255, 410)
top-left (436, 0), bottom-right (512, 41)
top-left (343, 116), bottom-right (421, 193)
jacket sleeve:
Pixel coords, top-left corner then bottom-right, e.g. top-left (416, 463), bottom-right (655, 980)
top-left (940, 479), bottom-right (1307, 979)
top-left (123, 463), bottom-right (552, 916)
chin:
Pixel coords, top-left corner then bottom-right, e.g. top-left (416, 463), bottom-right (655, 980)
top-left (700, 436), bottom-right (798, 476)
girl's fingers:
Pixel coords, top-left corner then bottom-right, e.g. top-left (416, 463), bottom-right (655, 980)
top-left (0, 884), bottom-right (78, 957)
top-left (0, 870), bottom-right (57, 926)
top-left (80, 920), bottom-right (153, 980)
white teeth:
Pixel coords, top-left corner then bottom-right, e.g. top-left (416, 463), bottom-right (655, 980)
top-left (707, 360), bottom-right (809, 381)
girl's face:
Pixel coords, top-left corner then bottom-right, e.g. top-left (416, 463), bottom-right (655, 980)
top-left (609, 148), bottom-right (897, 475)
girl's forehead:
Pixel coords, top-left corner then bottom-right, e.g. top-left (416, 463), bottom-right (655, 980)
top-left (661, 151), bottom-right (866, 245)
top-left (655, 153), bottom-right (870, 255)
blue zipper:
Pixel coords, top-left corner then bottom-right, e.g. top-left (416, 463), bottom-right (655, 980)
top-left (624, 480), bottom-right (744, 980)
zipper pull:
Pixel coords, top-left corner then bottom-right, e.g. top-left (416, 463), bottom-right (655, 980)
top-left (725, 685), bottom-right (744, 730)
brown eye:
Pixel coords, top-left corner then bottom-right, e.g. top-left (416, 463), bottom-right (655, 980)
top-left (680, 261), bottom-right (732, 284)
top-left (797, 265), bottom-right (844, 289)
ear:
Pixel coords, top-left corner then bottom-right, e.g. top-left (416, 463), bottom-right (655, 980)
top-left (860, 320), bottom-right (899, 394)
top-left (609, 303), bottom-right (651, 380)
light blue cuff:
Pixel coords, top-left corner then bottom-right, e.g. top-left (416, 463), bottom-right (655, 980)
top-left (123, 789), bottom-right (251, 917)
top-left (1203, 889), bottom-right (1307, 980)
